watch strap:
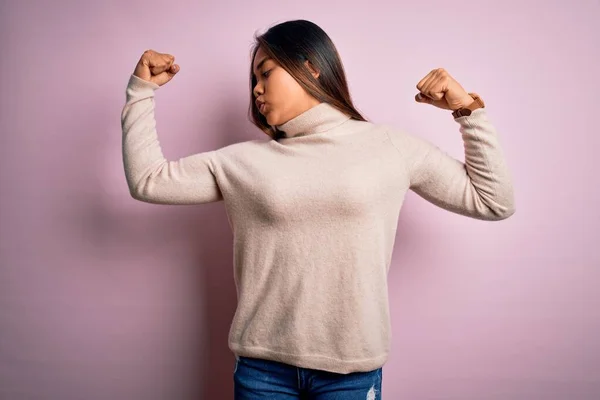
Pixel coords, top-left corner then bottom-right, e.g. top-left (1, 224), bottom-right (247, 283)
top-left (452, 92), bottom-right (485, 118)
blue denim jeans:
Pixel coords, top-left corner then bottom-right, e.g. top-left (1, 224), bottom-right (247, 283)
top-left (233, 356), bottom-right (383, 399)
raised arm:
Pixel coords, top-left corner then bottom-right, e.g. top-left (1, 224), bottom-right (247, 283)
top-left (388, 68), bottom-right (515, 221)
top-left (120, 50), bottom-right (222, 205)
top-left (388, 108), bottom-right (515, 220)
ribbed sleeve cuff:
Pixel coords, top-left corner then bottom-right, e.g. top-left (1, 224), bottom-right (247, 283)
top-left (126, 73), bottom-right (160, 92)
top-left (453, 107), bottom-right (487, 123)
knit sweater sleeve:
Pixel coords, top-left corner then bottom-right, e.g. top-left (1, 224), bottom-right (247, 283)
top-left (120, 74), bottom-right (223, 205)
top-left (387, 108), bottom-right (515, 220)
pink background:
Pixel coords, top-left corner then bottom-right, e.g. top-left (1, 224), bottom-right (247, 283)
top-left (1, 0), bottom-right (598, 399)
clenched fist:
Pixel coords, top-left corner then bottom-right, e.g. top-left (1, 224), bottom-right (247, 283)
top-left (414, 68), bottom-right (474, 111)
top-left (133, 49), bottom-right (180, 87)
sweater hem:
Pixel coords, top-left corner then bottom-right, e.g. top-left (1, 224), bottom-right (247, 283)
top-left (229, 342), bottom-right (388, 374)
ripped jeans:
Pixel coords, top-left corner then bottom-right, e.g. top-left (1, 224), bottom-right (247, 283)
top-left (233, 356), bottom-right (383, 399)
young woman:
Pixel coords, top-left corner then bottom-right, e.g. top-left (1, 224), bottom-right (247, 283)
top-left (121, 19), bottom-right (515, 400)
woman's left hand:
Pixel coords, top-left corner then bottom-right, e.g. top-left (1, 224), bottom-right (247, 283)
top-left (415, 68), bottom-right (474, 110)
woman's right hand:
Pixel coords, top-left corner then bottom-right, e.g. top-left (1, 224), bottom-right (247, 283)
top-left (133, 49), bottom-right (180, 87)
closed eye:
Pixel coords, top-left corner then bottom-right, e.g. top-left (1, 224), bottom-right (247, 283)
top-left (262, 70), bottom-right (271, 78)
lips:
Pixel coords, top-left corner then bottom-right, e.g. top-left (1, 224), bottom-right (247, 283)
top-left (256, 100), bottom-right (267, 114)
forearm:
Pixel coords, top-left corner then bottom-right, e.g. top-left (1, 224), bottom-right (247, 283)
top-left (121, 74), bottom-right (164, 195)
top-left (410, 108), bottom-right (515, 220)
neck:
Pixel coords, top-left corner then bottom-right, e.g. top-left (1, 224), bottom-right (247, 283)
top-left (275, 102), bottom-right (352, 139)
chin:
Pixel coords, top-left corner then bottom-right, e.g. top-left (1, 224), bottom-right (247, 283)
top-left (265, 113), bottom-right (279, 126)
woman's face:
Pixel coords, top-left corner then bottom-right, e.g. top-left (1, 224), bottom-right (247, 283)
top-left (252, 46), bottom-right (320, 127)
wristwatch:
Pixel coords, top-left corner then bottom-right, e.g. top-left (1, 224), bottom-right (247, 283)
top-left (452, 92), bottom-right (485, 118)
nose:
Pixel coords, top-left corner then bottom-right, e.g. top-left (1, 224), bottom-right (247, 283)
top-left (253, 82), bottom-right (263, 98)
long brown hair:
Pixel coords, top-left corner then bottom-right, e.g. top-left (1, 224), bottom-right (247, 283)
top-left (248, 20), bottom-right (368, 140)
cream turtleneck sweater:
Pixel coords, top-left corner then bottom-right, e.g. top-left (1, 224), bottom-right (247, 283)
top-left (121, 73), bottom-right (515, 374)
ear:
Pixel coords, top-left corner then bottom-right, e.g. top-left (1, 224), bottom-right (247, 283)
top-left (304, 60), bottom-right (320, 79)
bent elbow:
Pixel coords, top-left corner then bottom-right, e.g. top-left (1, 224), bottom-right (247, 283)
top-left (488, 183), bottom-right (516, 221)
top-left (127, 176), bottom-right (154, 203)
top-left (129, 188), bottom-right (148, 202)
top-left (129, 186), bottom-right (152, 203)
top-left (489, 193), bottom-right (516, 221)
top-left (493, 203), bottom-right (516, 220)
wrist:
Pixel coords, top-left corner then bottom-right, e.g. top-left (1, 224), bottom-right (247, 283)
top-left (452, 93), bottom-right (485, 118)
top-left (459, 94), bottom-right (475, 108)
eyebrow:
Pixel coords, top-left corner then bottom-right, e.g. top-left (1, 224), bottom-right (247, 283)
top-left (253, 57), bottom-right (271, 77)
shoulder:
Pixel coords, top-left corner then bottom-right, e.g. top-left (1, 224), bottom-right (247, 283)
top-left (343, 119), bottom-right (398, 139)
top-left (212, 138), bottom-right (272, 160)
top-left (351, 119), bottom-right (414, 140)
top-left (364, 122), bottom-right (436, 163)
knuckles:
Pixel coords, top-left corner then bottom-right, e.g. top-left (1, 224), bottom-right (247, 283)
top-left (140, 49), bottom-right (175, 69)
top-left (416, 68), bottom-right (452, 91)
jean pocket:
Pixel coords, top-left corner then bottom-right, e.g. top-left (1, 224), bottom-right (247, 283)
top-left (233, 356), bottom-right (240, 374)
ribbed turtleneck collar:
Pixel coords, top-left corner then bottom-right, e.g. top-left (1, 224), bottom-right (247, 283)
top-left (274, 102), bottom-right (352, 139)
